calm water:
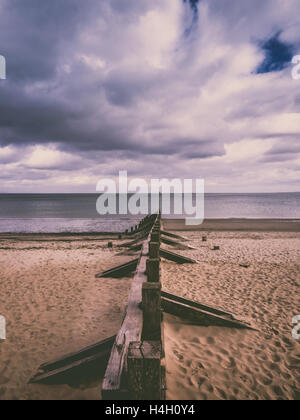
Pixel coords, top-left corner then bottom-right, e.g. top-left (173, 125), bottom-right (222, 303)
top-left (0, 193), bottom-right (299, 233)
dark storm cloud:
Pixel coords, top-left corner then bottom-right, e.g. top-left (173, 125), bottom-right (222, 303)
top-left (103, 69), bottom-right (155, 107)
top-left (0, 0), bottom-right (201, 159)
top-left (1, 0), bottom-right (300, 192)
top-left (0, 0), bottom-right (98, 82)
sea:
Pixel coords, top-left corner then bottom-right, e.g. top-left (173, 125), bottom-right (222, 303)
top-left (0, 193), bottom-right (299, 233)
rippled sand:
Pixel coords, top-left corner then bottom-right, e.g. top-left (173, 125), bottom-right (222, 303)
top-left (0, 230), bottom-right (299, 400)
top-left (0, 236), bottom-right (131, 400)
top-left (162, 231), bottom-right (300, 400)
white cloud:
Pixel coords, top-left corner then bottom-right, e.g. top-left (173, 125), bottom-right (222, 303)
top-left (23, 146), bottom-right (79, 170)
top-left (1, 0), bottom-right (300, 192)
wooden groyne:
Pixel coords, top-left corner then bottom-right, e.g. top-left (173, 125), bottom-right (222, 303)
top-left (102, 213), bottom-right (166, 400)
top-left (30, 213), bottom-right (255, 396)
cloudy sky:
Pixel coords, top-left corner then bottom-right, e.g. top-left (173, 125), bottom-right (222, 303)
top-left (0, 0), bottom-right (300, 193)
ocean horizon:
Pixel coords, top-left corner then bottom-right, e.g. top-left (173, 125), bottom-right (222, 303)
top-left (0, 192), bottom-right (299, 233)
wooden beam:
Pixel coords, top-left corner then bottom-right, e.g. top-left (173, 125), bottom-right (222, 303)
top-left (149, 241), bottom-right (159, 258)
top-left (127, 341), bottom-right (162, 400)
top-left (95, 258), bottom-right (139, 278)
top-left (146, 258), bottom-right (160, 282)
top-left (142, 282), bottom-right (162, 341)
top-left (142, 341), bottom-right (162, 400)
top-left (102, 239), bottom-right (150, 399)
top-left (162, 295), bottom-right (255, 330)
top-left (29, 335), bottom-right (115, 384)
top-left (127, 342), bottom-right (144, 400)
top-left (161, 291), bottom-right (234, 318)
top-left (160, 248), bottom-right (197, 264)
top-left (161, 230), bottom-right (189, 241)
top-left (160, 236), bottom-right (196, 250)
top-left (119, 234), bottom-right (148, 248)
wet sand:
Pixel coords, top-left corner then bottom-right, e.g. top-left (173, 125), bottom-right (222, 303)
top-left (163, 218), bottom-right (300, 232)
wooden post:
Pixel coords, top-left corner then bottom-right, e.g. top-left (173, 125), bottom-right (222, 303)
top-left (131, 226), bottom-right (134, 233)
top-left (127, 342), bottom-right (144, 400)
top-left (127, 341), bottom-right (161, 400)
top-left (147, 258), bottom-right (160, 282)
top-left (149, 241), bottom-right (159, 259)
top-left (108, 241), bottom-right (113, 248)
top-left (142, 282), bottom-right (161, 341)
top-left (151, 231), bottom-right (160, 243)
top-left (142, 341), bottom-right (161, 400)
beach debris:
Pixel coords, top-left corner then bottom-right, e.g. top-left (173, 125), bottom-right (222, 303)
top-left (108, 241), bottom-right (113, 248)
top-left (95, 258), bottom-right (139, 278)
top-left (160, 248), bottom-right (197, 264)
top-left (29, 335), bottom-right (116, 385)
top-left (202, 236), bottom-right (207, 242)
top-left (212, 246), bottom-right (220, 250)
top-left (239, 264), bottom-right (250, 268)
top-left (161, 291), bottom-right (256, 330)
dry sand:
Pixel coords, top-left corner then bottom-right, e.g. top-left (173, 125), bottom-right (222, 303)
top-left (0, 226), bottom-right (299, 400)
top-left (162, 230), bottom-right (300, 400)
top-left (0, 235), bottom-right (132, 400)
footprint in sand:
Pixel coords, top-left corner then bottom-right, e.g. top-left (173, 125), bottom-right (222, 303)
top-left (257, 373), bottom-right (273, 386)
top-left (206, 336), bottom-right (215, 345)
top-left (221, 356), bottom-right (236, 370)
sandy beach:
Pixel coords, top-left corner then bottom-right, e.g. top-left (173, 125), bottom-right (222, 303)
top-left (0, 234), bottom-right (132, 400)
top-left (0, 221), bottom-right (299, 400)
top-left (162, 229), bottom-right (300, 400)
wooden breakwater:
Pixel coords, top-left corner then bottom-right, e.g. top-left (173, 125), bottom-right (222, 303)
top-left (102, 213), bottom-right (166, 400)
top-left (29, 213), bottom-right (255, 395)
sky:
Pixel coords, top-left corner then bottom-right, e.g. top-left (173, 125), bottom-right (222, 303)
top-left (0, 0), bottom-right (300, 193)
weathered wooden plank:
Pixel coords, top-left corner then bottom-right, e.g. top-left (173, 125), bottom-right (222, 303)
top-left (161, 236), bottom-right (196, 249)
top-left (29, 336), bottom-right (116, 384)
top-left (127, 342), bottom-right (144, 400)
top-left (162, 297), bottom-right (255, 330)
top-left (146, 258), bottom-right (160, 282)
top-left (161, 291), bottom-right (234, 318)
top-left (142, 282), bottom-right (162, 341)
top-left (95, 258), bottom-right (139, 278)
top-left (160, 248), bottom-right (197, 264)
top-left (102, 238), bottom-right (150, 399)
top-left (38, 335), bottom-right (116, 373)
top-left (127, 341), bottom-right (162, 400)
top-left (142, 341), bottom-right (162, 400)
top-left (161, 230), bottom-right (189, 241)
top-left (119, 234), bottom-right (148, 248)
top-left (149, 241), bottom-right (159, 258)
